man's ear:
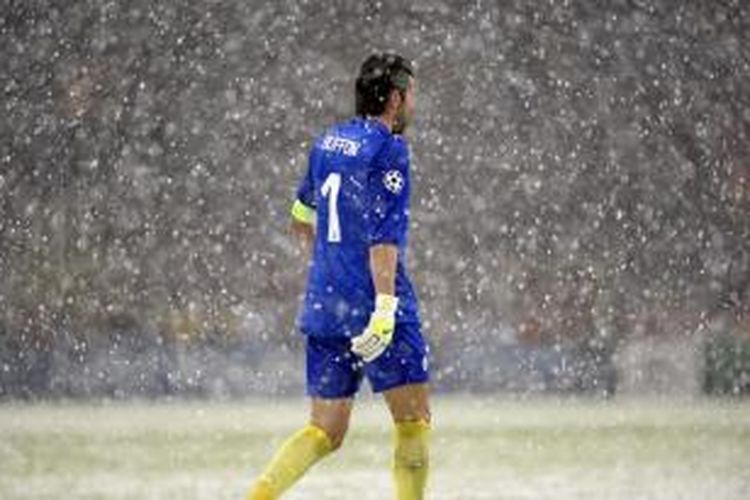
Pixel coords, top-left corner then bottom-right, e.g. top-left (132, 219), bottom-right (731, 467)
top-left (387, 88), bottom-right (402, 112)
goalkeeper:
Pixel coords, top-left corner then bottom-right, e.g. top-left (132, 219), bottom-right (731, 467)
top-left (247, 53), bottom-right (430, 500)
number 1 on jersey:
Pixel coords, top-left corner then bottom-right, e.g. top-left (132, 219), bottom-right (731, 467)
top-left (321, 173), bottom-right (342, 243)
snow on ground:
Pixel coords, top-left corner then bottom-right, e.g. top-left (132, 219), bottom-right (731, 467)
top-left (1, 396), bottom-right (748, 499)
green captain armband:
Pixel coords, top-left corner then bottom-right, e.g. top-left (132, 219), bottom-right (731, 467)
top-left (291, 199), bottom-right (315, 224)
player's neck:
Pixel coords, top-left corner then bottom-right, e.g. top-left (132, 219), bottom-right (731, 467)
top-left (372, 114), bottom-right (395, 133)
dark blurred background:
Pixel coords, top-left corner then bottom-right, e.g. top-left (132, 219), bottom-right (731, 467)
top-left (1, 0), bottom-right (748, 399)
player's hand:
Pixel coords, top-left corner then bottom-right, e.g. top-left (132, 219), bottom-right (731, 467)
top-left (351, 294), bottom-right (398, 363)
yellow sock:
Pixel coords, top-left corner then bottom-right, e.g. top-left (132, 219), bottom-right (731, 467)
top-left (393, 420), bottom-right (430, 500)
top-left (247, 424), bottom-right (333, 500)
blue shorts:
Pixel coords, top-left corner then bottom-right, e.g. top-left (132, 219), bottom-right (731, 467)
top-left (305, 322), bottom-right (429, 399)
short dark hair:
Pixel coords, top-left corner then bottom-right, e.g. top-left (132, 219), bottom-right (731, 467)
top-left (355, 53), bottom-right (414, 117)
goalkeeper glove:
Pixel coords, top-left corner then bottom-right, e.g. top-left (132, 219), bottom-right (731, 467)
top-left (351, 294), bottom-right (398, 363)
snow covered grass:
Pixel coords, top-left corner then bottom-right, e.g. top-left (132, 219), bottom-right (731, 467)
top-left (1, 395), bottom-right (749, 499)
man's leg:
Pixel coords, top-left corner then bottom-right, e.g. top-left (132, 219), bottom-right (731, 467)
top-left (247, 397), bottom-right (353, 499)
top-left (384, 383), bottom-right (431, 500)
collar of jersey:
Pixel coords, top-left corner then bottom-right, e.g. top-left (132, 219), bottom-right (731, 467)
top-left (361, 116), bottom-right (391, 135)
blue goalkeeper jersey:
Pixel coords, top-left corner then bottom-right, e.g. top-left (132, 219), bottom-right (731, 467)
top-left (294, 117), bottom-right (420, 338)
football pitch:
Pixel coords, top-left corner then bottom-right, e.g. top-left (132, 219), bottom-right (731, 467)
top-left (1, 395), bottom-right (748, 499)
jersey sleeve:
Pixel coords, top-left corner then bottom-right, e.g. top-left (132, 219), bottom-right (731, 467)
top-left (295, 146), bottom-right (318, 209)
top-left (368, 137), bottom-right (411, 246)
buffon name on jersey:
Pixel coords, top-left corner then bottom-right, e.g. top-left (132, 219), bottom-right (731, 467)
top-left (320, 135), bottom-right (361, 157)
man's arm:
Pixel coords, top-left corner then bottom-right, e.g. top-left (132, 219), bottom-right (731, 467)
top-left (290, 199), bottom-right (315, 258)
top-left (352, 138), bottom-right (410, 362)
top-left (370, 243), bottom-right (397, 295)
top-left (351, 243), bottom-right (399, 362)
top-left (291, 219), bottom-right (314, 257)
